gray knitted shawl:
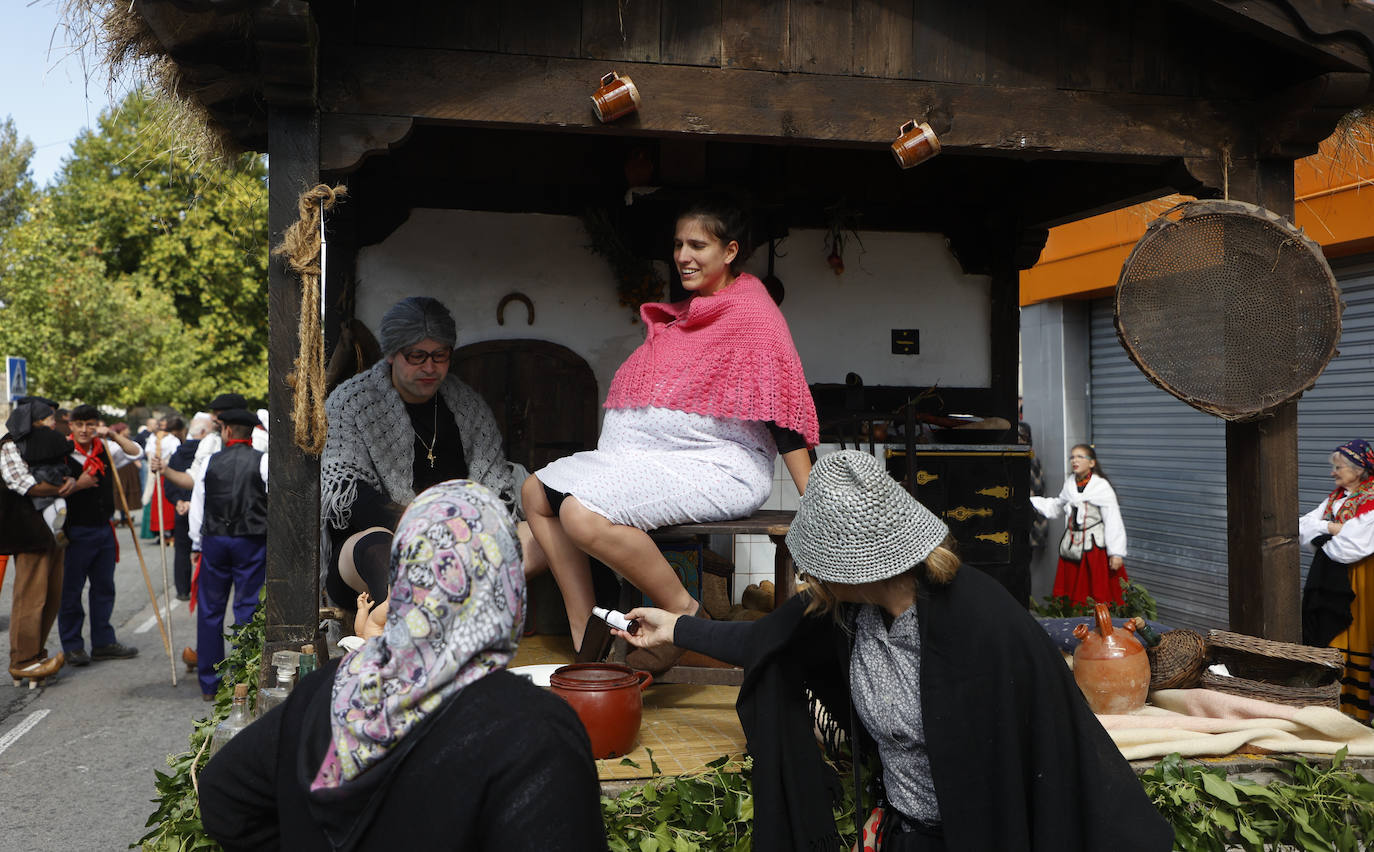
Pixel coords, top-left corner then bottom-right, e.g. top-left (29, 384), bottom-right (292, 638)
top-left (321, 361), bottom-right (519, 532)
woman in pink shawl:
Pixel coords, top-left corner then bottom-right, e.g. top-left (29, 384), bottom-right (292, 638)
top-left (523, 197), bottom-right (818, 673)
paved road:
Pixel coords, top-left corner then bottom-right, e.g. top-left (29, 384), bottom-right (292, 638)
top-left (0, 518), bottom-right (223, 851)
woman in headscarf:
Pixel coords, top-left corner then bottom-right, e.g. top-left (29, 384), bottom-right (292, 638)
top-left (1300, 439), bottom-right (1374, 721)
top-left (200, 481), bottom-right (607, 851)
top-left (613, 451), bottom-right (1171, 852)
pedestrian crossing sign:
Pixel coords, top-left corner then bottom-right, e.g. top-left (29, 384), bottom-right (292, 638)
top-left (5, 356), bottom-right (27, 402)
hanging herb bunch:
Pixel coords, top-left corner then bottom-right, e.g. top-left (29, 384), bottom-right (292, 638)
top-left (824, 202), bottom-right (865, 277)
top-left (582, 208), bottom-right (666, 322)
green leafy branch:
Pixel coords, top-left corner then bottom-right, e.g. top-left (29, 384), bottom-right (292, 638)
top-left (136, 593), bottom-right (265, 851)
top-left (1030, 578), bottom-right (1159, 621)
top-left (1141, 750), bottom-right (1374, 851)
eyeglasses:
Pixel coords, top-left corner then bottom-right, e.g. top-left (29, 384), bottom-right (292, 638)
top-left (400, 347), bottom-right (452, 366)
top-left (1069, 454), bottom-right (1092, 460)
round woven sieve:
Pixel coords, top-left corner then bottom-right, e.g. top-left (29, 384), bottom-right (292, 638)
top-left (1114, 200), bottom-right (1342, 421)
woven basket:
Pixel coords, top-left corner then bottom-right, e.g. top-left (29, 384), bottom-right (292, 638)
top-left (1197, 671), bottom-right (1341, 708)
top-left (1201, 629), bottom-right (1343, 708)
top-left (1146, 629), bottom-right (1207, 690)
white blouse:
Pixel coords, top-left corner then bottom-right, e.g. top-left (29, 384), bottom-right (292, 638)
top-left (1299, 496), bottom-right (1374, 563)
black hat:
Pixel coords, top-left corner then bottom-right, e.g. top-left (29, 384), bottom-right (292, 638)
top-left (208, 393), bottom-right (247, 411)
top-left (217, 408), bottom-right (260, 427)
top-left (15, 395), bottom-right (59, 409)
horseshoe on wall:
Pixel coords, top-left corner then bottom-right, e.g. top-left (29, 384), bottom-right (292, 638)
top-left (497, 292), bottom-right (534, 326)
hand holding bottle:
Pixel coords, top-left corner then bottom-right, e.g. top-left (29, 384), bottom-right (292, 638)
top-left (609, 607), bottom-right (679, 650)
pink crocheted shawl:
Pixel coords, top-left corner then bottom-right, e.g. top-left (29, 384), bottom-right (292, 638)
top-left (604, 273), bottom-right (820, 447)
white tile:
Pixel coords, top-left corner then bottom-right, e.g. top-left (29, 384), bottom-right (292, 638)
top-left (778, 489), bottom-right (800, 511)
top-left (752, 541), bottom-right (776, 574)
top-left (733, 542), bottom-right (752, 574)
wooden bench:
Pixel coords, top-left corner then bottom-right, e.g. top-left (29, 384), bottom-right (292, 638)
top-left (612, 509), bottom-right (797, 686)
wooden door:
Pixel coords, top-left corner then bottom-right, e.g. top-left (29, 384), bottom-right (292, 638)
top-left (451, 339), bottom-right (599, 472)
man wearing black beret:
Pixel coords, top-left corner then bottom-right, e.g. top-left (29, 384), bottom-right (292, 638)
top-left (187, 408), bottom-right (268, 700)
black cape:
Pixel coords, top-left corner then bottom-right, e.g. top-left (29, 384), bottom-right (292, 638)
top-left (676, 566), bottom-right (1173, 851)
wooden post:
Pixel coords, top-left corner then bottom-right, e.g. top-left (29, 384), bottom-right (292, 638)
top-left (1224, 157), bottom-right (1301, 641)
top-left (265, 107), bottom-right (322, 665)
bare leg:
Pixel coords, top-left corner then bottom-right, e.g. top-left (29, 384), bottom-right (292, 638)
top-left (558, 498), bottom-right (697, 617)
top-left (516, 521), bottom-right (548, 580)
top-left (522, 474), bottom-right (597, 651)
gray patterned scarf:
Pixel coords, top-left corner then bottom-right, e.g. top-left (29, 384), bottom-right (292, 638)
top-left (321, 361), bottom-right (520, 534)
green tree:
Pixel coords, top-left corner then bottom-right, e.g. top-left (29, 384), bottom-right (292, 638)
top-left (0, 116), bottom-right (37, 232)
top-left (0, 197), bottom-right (219, 407)
top-left (46, 90), bottom-right (269, 404)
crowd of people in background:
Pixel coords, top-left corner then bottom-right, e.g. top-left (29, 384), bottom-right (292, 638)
top-left (1, 393), bottom-right (268, 690)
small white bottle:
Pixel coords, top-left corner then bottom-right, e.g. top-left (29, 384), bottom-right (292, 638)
top-left (591, 606), bottom-right (640, 635)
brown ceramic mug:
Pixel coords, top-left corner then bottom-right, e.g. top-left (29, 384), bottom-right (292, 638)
top-left (591, 72), bottom-right (642, 123)
top-left (891, 120), bottom-right (941, 169)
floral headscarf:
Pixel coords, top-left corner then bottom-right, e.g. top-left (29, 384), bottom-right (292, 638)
top-left (312, 480), bottom-right (524, 790)
top-left (1327, 439), bottom-right (1374, 523)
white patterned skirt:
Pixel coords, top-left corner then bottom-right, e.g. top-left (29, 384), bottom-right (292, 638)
top-left (535, 406), bottom-right (776, 530)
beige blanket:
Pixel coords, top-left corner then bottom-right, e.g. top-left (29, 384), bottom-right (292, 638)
top-left (1095, 689), bottom-right (1374, 761)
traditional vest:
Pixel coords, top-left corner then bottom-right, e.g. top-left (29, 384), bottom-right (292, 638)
top-left (202, 443), bottom-right (267, 538)
top-left (64, 444), bottom-right (115, 528)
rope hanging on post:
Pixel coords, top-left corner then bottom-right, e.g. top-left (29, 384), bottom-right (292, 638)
top-left (272, 184), bottom-right (347, 455)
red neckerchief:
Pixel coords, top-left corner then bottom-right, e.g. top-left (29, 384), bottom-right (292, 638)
top-left (225, 438), bottom-right (253, 448)
top-left (1325, 475), bottom-right (1374, 523)
top-left (73, 437), bottom-right (107, 478)
top-left (1074, 472), bottom-right (1092, 489)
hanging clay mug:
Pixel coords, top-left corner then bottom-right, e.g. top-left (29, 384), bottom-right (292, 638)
top-left (890, 120), bottom-right (942, 169)
top-left (550, 662), bottom-right (653, 759)
top-left (591, 72), bottom-right (642, 123)
top-left (1072, 603), bottom-right (1150, 714)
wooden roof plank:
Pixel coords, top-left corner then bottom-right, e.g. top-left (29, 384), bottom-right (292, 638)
top-left (318, 45), bottom-right (1240, 160)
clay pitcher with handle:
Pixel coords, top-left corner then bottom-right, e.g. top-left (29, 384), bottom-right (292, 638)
top-left (1072, 603), bottom-right (1150, 714)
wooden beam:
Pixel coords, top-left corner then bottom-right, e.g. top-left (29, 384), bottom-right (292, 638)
top-left (1174, 0), bottom-right (1374, 73)
top-left (265, 107), bottom-right (322, 667)
top-left (1223, 156), bottom-right (1301, 643)
top-left (316, 45), bottom-right (1243, 160)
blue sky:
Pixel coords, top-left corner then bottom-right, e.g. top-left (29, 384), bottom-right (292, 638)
top-left (2, 1), bottom-right (127, 186)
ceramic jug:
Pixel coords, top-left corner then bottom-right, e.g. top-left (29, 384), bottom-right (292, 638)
top-left (550, 662), bottom-right (653, 759)
top-left (1072, 603), bottom-right (1150, 714)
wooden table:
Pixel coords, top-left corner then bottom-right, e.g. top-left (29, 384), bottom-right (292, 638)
top-left (618, 509), bottom-right (797, 686)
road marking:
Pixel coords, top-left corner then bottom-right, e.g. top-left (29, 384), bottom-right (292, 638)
top-left (134, 598), bottom-right (180, 634)
top-left (0, 709), bottom-right (50, 757)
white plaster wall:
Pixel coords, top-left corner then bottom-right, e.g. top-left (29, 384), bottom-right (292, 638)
top-left (356, 209), bottom-right (991, 398)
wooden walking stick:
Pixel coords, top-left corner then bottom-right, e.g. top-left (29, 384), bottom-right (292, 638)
top-left (103, 440), bottom-right (177, 685)
top-left (152, 432), bottom-right (177, 685)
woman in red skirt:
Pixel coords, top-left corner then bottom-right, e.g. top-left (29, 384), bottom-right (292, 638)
top-left (1031, 444), bottom-right (1128, 606)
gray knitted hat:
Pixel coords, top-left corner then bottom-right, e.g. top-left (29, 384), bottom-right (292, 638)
top-left (786, 450), bottom-right (950, 584)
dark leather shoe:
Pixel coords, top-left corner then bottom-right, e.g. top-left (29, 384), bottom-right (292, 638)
top-left (575, 614), bottom-right (614, 663)
top-left (66, 648), bottom-right (91, 667)
top-left (91, 642), bottom-right (139, 660)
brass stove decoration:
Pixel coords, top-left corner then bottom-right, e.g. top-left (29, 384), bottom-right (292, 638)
top-left (898, 445), bottom-right (1033, 605)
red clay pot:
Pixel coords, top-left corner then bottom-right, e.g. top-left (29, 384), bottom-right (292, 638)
top-left (550, 662), bottom-right (653, 759)
top-left (1072, 603), bottom-right (1150, 715)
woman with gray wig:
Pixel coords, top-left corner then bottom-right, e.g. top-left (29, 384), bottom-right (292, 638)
top-left (320, 296), bottom-right (543, 616)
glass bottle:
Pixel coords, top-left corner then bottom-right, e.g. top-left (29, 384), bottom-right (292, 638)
top-left (256, 650), bottom-right (299, 717)
top-left (297, 644), bottom-right (318, 681)
top-left (1132, 616), bottom-right (1164, 648)
top-left (209, 683), bottom-right (252, 757)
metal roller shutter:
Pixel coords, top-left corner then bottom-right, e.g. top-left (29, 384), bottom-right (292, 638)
top-left (1088, 298), bottom-right (1228, 632)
